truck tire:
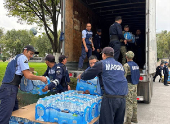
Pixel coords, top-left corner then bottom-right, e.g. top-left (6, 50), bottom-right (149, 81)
top-left (145, 81), bottom-right (152, 104)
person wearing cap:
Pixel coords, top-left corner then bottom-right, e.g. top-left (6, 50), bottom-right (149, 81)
top-left (123, 51), bottom-right (140, 124)
top-left (153, 63), bottom-right (164, 82)
top-left (120, 25), bottom-right (132, 65)
top-left (109, 16), bottom-right (127, 61)
top-left (77, 47), bottom-right (128, 124)
top-left (163, 61), bottom-right (169, 86)
top-left (123, 25), bottom-right (135, 52)
top-left (93, 29), bottom-right (102, 60)
top-left (78, 23), bottom-right (95, 71)
top-left (42, 55), bottom-right (71, 93)
top-left (0, 45), bottom-right (47, 124)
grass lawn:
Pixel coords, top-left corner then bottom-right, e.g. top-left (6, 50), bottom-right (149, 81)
top-left (0, 62), bottom-right (47, 85)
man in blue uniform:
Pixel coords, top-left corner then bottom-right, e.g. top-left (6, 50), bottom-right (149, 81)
top-left (42, 55), bottom-right (71, 93)
top-left (78, 23), bottom-right (95, 71)
top-left (163, 61), bottom-right (169, 86)
top-left (77, 47), bottom-right (128, 124)
top-left (135, 29), bottom-right (145, 68)
top-left (93, 29), bottom-right (102, 60)
top-left (109, 16), bottom-right (127, 61)
top-left (153, 63), bottom-right (164, 82)
top-left (0, 45), bottom-right (47, 124)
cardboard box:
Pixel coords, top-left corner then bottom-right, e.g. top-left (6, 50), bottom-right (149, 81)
top-left (12, 103), bottom-right (99, 124)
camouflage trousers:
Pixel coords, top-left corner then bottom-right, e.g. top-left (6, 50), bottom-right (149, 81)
top-left (120, 46), bottom-right (127, 65)
top-left (126, 83), bottom-right (137, 121)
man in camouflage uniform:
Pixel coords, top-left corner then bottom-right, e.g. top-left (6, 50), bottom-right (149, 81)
top-left (121, 25), bottom-right (132, 65)
top-left (124, 51), bottom-right (140, 124)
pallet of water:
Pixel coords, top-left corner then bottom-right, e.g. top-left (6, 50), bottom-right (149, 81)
top-left (76, 77), bottom-right (98, 95)
top-left (35, 90), bottom-right (102, 124)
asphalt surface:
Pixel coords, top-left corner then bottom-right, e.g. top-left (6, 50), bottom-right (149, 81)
top-left (136, 79), bottom-right (170, 124)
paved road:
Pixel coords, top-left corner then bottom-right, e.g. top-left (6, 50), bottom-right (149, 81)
top-left (137, 80), bottom-right (170, 124)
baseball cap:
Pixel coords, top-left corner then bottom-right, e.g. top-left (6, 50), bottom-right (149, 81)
top-left (126, 51), bottom-right (134, 59)
top-left (101, 47), bottom-right (114, 55)
top-left (124, 25), bottom-right (129, 28)
top-left (97, 29), bottom-right (102, 32)
top-left (23, 45), bottom-right (39, 54)
top-left (45, 54), bottom-right (55, 62)
top-left (59, 55), bottom-right (68, 62)
top-left (165, 61), bottom-right (169, 64)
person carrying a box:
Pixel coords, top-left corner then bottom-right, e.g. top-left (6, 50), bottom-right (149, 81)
top-left (78, 55), bottom-right (103, 95)
top-left (153, 63), bottom-right (164, 82)
top-left (77, 47), bottom-right (128, 124)
top-left (0, 45), bottom-right (47, 124)
top-left (42, 55), bottom-right (71, 93)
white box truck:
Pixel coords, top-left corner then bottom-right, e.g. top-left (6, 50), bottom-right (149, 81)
top-left (61, 0), bottom-right (157, 103)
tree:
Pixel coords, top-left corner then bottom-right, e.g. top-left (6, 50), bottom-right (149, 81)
top-left (34, 33), bottom-right (53, 57)
top-left (4, 0), bottom-right (61, 53)
top-left (34, 30), bottom-right (61, 57)
top-left (0, 29), bottom-right (34, 57)
top-left (157, 30), bottom-right (170, 61)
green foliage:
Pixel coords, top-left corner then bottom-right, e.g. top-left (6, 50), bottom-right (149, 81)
top-left (0, 28), bottom-right (4, 38)
top-left (4, 0), bottom-right (61, 53)
top-left (2, 57), bottom-right (6, 62)
top-left (0, 29), bottom-right (34, 57)
top-left (157, 30), bottom-right (170, 59)
top-left (0, 29), bottom-right (61, 57)
top-left (34, 33), bottom-right (53, 57)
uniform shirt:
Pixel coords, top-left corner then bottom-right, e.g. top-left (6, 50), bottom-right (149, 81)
top-left (109, 22), bottom-right (125, 40)
top-left (82, 29), bottom-right (93, 45)
top-left (15, 54), bottom-right (29, 75)
top-left (124, 63), bottom-right (131, 77)
top-left (163, 65), bottom-right (169, 76)
top-left (82, 30), bottom-right (87, 38)
top-left (43, 63), bottom-right (70, 90)
top-left (93, 34), bottom-right (101, 49)
top-left (135, 34), bottom-right (144, 48)
top-left (156, 66), bottom-right (163, 74)
top-left (81, 58), bottom-right (128, 95)
top-left (124, 61), bottom-right (140, 85)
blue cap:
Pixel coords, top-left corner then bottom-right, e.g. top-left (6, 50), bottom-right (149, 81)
top-left (165, 61), bottom-right (169, 64)
top-left (97, 29), bottom-right (102, 32)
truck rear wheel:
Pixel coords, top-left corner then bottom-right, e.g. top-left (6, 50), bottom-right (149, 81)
top-left (145, 82), bottom-right (151, 104)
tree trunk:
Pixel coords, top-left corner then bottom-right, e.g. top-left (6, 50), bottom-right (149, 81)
top-left (53, 52), bottom-right (61, 63)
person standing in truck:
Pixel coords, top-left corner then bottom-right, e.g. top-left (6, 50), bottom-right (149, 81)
top-left (77, 47), bottom-right (128, 124)
top-left (42, 55), bottom-right (71, 93)
top-left (78, 23), bottom-right (95, 71)
top-left (124, 51), bottom-right (140, 124)
top-left (93, 29), bottom-right (102, 60)
top-left (153, 63), bottom-right (164, 82)
top-left (135, 29), bottom-right (145, 68)
top-left (163, 61), bottom-right (169, 86)
top-left (109, 16), bottom-right (127, 61)
top-left (120, 25), bottom-right (132, 65)
top-left (0, 45), bottom-right (47, 124)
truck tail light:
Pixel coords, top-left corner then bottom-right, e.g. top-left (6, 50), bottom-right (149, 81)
top-left (137, 96), bottom-right (144, 101)
top-left (69, 73), bottom-right (73, 77)
top-left (139, 76), bottom-right (143, 81)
